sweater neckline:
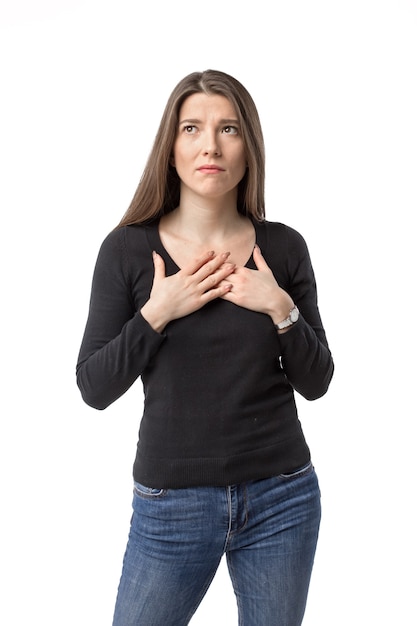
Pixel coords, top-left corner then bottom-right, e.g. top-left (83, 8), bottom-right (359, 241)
top-left (145, 217), bottom-right (267, 272)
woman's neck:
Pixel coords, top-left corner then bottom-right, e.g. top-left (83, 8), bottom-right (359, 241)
top-left (159, 205), bottom-right (255, 269)
top-left (167, 190), bottom-right (243, 244)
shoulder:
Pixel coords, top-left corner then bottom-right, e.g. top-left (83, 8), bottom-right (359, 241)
top-left (93, 223), bottom-right (155, 282)
top-left (99, 222), bottom-right (155, 258)
top-left (258, 220), bottom-right (309, 256)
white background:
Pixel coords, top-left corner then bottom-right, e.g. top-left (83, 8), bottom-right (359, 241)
top-left (1, 0), bottom-right (416, 624)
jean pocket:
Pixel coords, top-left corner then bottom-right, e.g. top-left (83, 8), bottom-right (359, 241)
top-left (133, 481), bottom-right (167, 499)
top-left (277, 461), bottom-right (313, 481)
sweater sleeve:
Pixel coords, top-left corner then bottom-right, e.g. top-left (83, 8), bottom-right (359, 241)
top-left (76, 228), bottom-right (165, 410)
top-left (276, 226), bottom-right (334, 400)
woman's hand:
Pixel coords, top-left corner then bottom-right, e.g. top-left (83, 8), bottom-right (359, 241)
top-left (221, 245), bottom-right (295, 326)
top-left (141, 250), bottom-right (235, 332)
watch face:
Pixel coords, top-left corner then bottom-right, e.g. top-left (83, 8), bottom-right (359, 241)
top-left (290, 307), bottom-right (299, 323)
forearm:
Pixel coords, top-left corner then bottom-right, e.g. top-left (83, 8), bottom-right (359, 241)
top-left (76, 313), bottom-right (165, 409)
top-left (277, 315), bottom-right (334, 400)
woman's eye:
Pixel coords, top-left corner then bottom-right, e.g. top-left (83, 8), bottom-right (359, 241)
top-left (222, 126), bottom-right (238, 135)
top-left (183, 125), bottom-right (197, 134)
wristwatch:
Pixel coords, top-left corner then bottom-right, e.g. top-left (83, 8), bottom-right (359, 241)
top-left (275, 306), bottom-right (299, 330)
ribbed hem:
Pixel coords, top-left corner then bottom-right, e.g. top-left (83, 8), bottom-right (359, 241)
top-left (133, 437), bottom-right (310, 489)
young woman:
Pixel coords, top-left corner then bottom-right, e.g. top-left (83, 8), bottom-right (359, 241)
top-left (77, 69), bottom-right (334, 626)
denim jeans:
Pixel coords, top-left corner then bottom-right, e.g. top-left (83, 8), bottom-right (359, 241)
top-left (112, 462), bottom-right (321, 626)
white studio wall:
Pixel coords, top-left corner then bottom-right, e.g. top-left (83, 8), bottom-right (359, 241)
top-left (1, 1), bottom-right (416, 624)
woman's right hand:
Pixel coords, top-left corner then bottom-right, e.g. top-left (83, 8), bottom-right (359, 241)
top-left (140, 250), bottom-right (235, 333)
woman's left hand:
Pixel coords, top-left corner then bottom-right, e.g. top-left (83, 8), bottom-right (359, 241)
top-left (221, 245), bottom-right (294, 325)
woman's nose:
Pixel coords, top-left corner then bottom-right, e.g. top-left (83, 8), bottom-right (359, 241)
top-left (202, 131), bottom-right (221, 156)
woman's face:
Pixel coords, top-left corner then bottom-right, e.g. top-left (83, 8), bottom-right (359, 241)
top-left (172, 92), bottom-right (247, 203)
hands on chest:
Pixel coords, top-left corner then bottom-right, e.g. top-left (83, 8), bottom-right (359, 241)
top-left (141, 244), bottom-right (295, 334)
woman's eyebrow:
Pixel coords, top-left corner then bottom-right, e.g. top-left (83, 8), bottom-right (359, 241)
top-left (178, 118), bottom-right (201, 125)
top-left (178, 118), bottom-right (240, 125)
top-left (219, 118), bottom-right (240, 125)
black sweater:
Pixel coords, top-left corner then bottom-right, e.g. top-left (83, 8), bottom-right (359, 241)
top-left (76, 219), bottom-right (334, 488)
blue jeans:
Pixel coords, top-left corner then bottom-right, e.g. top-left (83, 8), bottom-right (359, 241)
top-left (112, 463), bottom-right (321, 626)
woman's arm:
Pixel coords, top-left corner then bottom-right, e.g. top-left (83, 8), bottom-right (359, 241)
top-left (76, 230), bottom-right (237, 409)
top-left (221, 226), bottom-right (334, 400)
top-left (76, 229), bottom-right (165, 410)
top-left (276, 227), bottom-right (334, 400)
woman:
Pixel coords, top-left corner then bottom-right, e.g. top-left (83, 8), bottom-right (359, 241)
top-left (77, 69), bottom-right (334, 626)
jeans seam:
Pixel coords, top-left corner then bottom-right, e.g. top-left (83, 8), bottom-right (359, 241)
top-left (225, 485), bottom-right (249, 549)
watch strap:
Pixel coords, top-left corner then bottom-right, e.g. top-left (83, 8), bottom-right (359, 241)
top-left (275, 306), bottom-right (299, 330)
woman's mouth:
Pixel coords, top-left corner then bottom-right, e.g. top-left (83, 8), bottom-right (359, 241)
top-left (197, 165), bottom-right (225, 174)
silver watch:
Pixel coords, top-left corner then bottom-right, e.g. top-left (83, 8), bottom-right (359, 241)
top-left (275, 306), bottom-right (299, 330)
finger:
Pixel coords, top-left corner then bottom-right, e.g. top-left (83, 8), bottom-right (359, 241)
top-left (182, 250), bottom-right (216, 276)
top-left (199, 262), bottom-right (236, 291)
top-left (201, 280), bottom-right (233, 304)
top-left (152, 251), bottom-right (166, 283)
top-left (193, 252), bottom-right (233, 284)
top-left (218, 280), bottom-right (235, 302)
top-left (252, 244), bottom-right (270, 272)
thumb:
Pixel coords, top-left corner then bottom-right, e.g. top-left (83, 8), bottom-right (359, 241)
top-left (253, 244), bottom-right (270, 272)
top-left (152, 251), bottom-right (166, 283)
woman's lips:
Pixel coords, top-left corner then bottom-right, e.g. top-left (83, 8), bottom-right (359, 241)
top-left (197, 165), bottom-right (225, 174)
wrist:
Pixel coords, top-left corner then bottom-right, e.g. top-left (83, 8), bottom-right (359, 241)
top-left (268, 295), bottom-right (295, 325)
top-left (140, 301), bottom-right (169, 334)
top-left (274, 305), bottom-right (299, 332)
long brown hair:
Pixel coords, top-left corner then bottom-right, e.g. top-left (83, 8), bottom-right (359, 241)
top-left (118, 70), bottom-right (265, 227)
